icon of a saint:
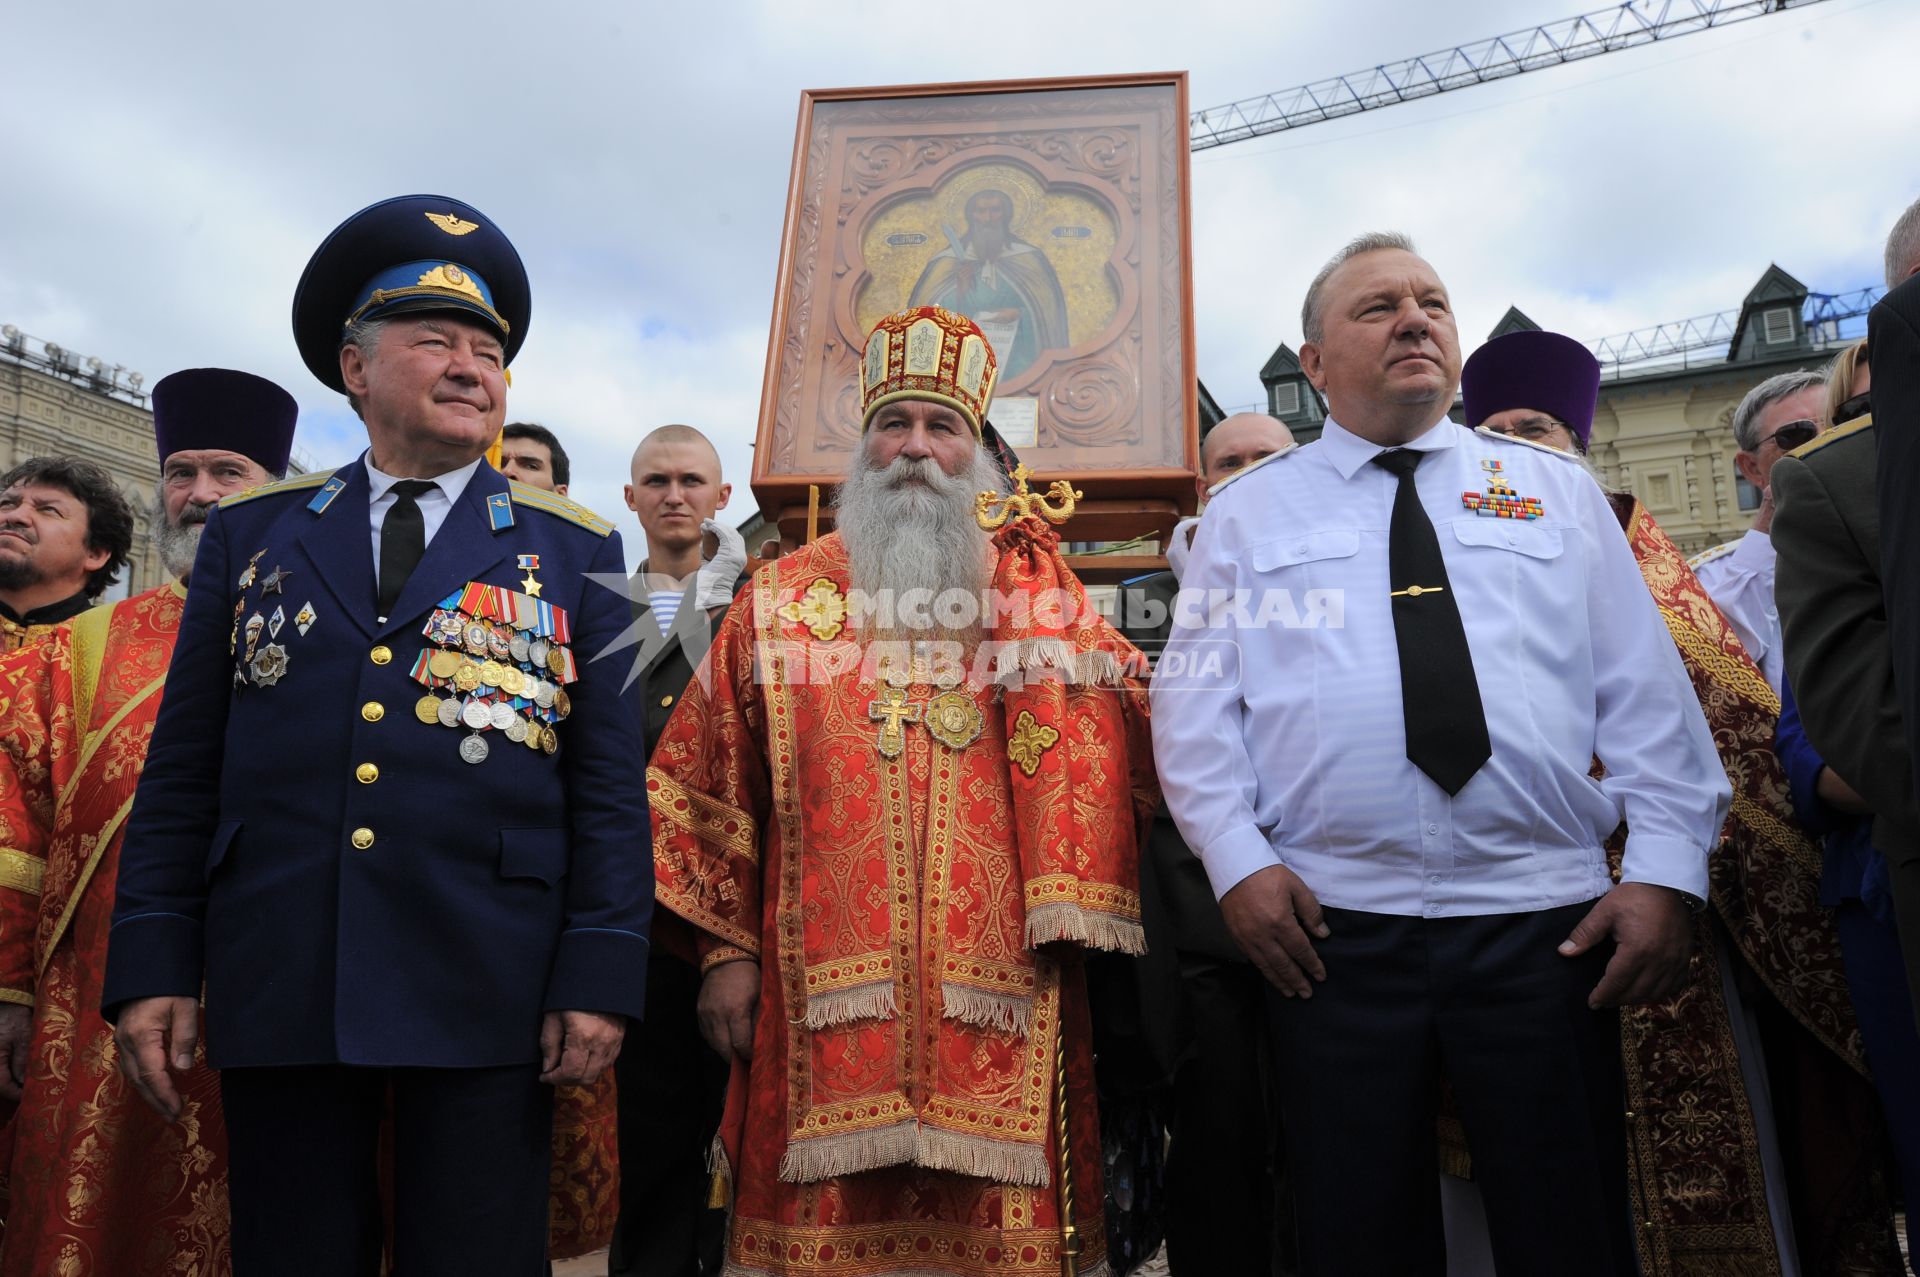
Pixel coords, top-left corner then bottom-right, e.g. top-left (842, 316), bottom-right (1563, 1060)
top-left (907, 189), bottom-right (1070, 380)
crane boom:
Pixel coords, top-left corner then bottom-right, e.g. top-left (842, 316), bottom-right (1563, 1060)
top-left (1191, 0), bottom-right (1832, 151)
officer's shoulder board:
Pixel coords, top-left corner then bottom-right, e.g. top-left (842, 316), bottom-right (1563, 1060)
top-left (1473, 425), bottom-right (1583, 462)
top-left (1206, 443), bottom-right (1301, 498)
top-left (1686, 540), bottom-right (1740, 571)
top-left (508, 481), bottom-right (614, 537)
top-left (217, 469), bottom-right (337, 511)
top-left (1787, 413), bottom-right (1874, 460)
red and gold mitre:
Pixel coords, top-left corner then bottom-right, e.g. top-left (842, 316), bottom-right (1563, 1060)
top-left (859, 305), bottom-right (997, 437)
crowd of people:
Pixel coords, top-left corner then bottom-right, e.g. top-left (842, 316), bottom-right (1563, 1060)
top-left (0, 186), bottom-right (1913, 1277)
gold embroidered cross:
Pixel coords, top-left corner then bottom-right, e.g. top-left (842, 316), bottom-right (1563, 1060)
top-left (868, 686), bottom-right (922, 759)
top-left (1006, 709), bottom-right (1061, 776)
top-left (776, 577), bottom-right (848, 640)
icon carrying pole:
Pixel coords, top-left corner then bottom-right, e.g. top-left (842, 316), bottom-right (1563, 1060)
top-left (1055, 1019), bottom-right (1080, 1277)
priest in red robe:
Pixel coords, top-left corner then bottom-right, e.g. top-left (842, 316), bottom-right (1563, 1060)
top-left (0, 368), bottom-right (298, 1277)
top-left (649, 305), bottom-right (1156, 1277)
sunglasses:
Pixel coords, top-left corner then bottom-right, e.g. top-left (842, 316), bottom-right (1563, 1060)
top-left (1832, 392), bottom-right (1870, 426)
top-left (1761, 419), bottom-right (1820, 453)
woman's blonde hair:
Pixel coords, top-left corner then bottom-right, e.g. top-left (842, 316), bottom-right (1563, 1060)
top-left (1825, 337), bottom-right (1870, 426)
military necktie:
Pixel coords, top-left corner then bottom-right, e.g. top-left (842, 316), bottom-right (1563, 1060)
top-left (1370, 449), bottom-right (1491, 795)
top-left (377, 479), bottom-right (437, 621)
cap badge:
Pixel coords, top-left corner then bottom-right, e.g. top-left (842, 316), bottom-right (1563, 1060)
top-left (416, 263), bottom-right (484, 304)
top-left (424, 211), bottom-right (480, 236)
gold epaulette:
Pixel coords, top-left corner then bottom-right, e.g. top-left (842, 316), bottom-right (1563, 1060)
top-left (1473, 425), bottom-right (1583, 462)
top-left (1687, 540), bottom-right (1739, 570)
top-left (217, 469), bottom-right (337, 510)
top-left (1788, 413), bottom-right (1874, 459)
top-left (1206, 443), bottom-right (1300, 498)
top-left (509, 482), bottom-right (614, 537)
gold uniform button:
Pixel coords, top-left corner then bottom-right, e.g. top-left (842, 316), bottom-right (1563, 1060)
top-left (660, 694), bottom-right (675, 708)
top-left (351, 827), bottom-right (375, 850)
top-left (361, 701), bottom-right (385, 722)
top-left (355, 763), bottom-right (380, 784)
top-left (370, 646), bottom-right (393, 665)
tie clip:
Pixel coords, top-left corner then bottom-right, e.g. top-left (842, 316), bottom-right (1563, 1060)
top-left (1390, 585), bottom-right (1445, 598)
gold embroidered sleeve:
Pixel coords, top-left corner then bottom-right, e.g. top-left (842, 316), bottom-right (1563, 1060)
top-left (648, 594), bottom-right (769, 958)
top-left (0, 638), bottom-right (66, 1000)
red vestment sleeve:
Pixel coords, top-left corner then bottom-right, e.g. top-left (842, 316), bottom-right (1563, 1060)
top-left (0, 636), bottom-right (69, 1005)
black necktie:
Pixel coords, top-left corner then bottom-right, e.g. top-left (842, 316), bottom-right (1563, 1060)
top-left (377, 479), bottom-right (437, 620)
top-left (1370, 449), bottom-right (1491, 795)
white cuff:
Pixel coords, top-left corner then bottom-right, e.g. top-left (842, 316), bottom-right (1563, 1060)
top-left (1199, 823), bottom-right (1281, 900)
top-left (1618, 833), bottom-right (1711, 902)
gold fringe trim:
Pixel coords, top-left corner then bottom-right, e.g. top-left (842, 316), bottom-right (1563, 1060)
top-left (992, 637), bottom-right (1124, 687)
top-left (776, 1121), bottom-right (1053, 1188)
top-left (1026, 903), bottom-right (1147, 956)
top-left (778, 1119), bottom-right (920, 1183)
top-left (706, 1134), bottom-right (732, 1209)
top-left (941, 982), bottom-right (1032, 1035)
top-left (916, 1126), bottom-right (1051, 1188)
top-left (1437, 1143), bottom-right (1473, 1180)
top-left (802, 980), bottom-right (896, 1030)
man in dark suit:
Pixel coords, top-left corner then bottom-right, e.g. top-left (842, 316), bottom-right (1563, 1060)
top-left (1116, 411), bottom-right (1295, 1277)
top-left (1859, 198), bottom-right (1920, 1015)
top-left (609, 423), bottom-right (743, 1277)
top-left (101, 195), bottom-right (652, 1277)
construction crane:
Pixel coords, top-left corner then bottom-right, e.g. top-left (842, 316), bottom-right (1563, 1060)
top-left (1190, 0), bottom-right (1832, 151)
top-left (1588, 286), bottom-right (1882, 372)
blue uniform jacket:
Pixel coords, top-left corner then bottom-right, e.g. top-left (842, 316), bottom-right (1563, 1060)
top-left (102, 458), bottom-right (652, 1069)
top-left (1776, 675), bottom-right (1891, 919)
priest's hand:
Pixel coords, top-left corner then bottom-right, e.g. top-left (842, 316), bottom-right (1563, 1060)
top-left (698, 959), bottom-right (760, 1061)
top-left (1559, 881), bottom-right (1695, 1008)
top-left (112, 995), bottom-right (199, 1121)
top-left (539, 1009), bottom-right (625, 1086)
top-left (0, 1003), bottom-right (31, 1101)
top-left (1219, 864), bottom-right (1329, 998)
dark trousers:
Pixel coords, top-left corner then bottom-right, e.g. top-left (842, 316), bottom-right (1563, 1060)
top-left (609, 956), bottom-right (729, 1277)
top-left (1164, 953), bottom-right (1292, 1277)
top-left (1834, 898), bottom-right (1920, 1272)
top-left (220, 1062), bottom-right (552, 1277)
top-left (1266, 902), bottom-right (1635, 1277)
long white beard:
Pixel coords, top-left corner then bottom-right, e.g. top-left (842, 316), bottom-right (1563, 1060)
top-left (836, 446), bottom-right (1006, 644)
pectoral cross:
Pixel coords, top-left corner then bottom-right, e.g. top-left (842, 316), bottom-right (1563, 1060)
top-left (868, 686), bottom-right (922, 759)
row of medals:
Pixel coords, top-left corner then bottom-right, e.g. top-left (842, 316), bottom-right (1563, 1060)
top-left (414, 612), bottom-right (572, 764)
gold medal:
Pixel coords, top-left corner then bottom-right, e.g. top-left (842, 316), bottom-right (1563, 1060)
top-left (478, 659), bottom-right (507, 688)
top-left (428, 649), bottom-right (462, 680)
top-left (499, 666), bottom-right (526, 696)
top-left (452, 662), bottom-right (482, 693)
top-left (415, 694), bottom-right (444, 724)
top-left (552, 689), bottom-right (571, 720)
top-left (540, 726), bottom-right (559, 755)
top-left (546, 647), bottom-right (566, 676)
top-left (524, 722), bottom-right (544, 751)
top-left (924, 689), bottom-right (986, 752)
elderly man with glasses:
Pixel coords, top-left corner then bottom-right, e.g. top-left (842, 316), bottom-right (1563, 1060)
top-left (1687, 369), bottom-right (1830, 693)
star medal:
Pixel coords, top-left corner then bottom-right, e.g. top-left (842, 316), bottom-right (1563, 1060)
top-left (295, 601), bottom-right (317, 636)
top-left (260, 564), bottom-right (291, 596)
top-left (237, 548), bottom-right (267, 590)
top-left (518, 553), bottom-right (543, 599)
top-left (1461, 459), bottom-right (1544, 520)
top-left (250, 643), bottom-right (289, 687)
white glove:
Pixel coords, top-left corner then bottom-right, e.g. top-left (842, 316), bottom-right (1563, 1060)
top-left (694, 518), bottom-right (748, 611)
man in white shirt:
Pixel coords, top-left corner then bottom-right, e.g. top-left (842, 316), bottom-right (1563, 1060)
top-left (1689, 369), bottom-right (1828, 692)
top-left (1152, 232), bottom-right (1729, 1275)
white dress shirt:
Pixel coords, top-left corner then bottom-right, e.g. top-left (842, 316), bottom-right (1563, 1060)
top-left (1152, 416), bottom-right (1728, 917)
top-left (1690, 529), bottom-right (1781, 693)
top-left (364, 452), bottom-right (484, 569)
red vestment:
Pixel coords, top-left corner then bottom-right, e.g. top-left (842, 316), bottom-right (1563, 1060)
top-left (649, 533), bottom-right (1155, 1277)
top-left (0, 584), bottom-right (230, 1277)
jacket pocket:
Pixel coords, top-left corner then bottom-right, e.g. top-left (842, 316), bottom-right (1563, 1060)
top-left (1450, 520), bottom-right (1565, 559)
top-left (499, 827), bottom-right (569, 886)
top-left (205, 819), bottom-right (242, 884)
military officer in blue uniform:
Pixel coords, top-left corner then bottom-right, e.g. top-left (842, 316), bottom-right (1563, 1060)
top-left (102, 195), bottom-right (651, 1277)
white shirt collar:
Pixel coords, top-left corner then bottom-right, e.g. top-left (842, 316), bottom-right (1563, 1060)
top-left (363, 451), bottom-right (484, 507)
top-left (1319, 413), bottom-right (1459, 480)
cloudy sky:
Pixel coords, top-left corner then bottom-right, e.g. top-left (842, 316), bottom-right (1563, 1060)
top-left (3, 0), bottom-right (1913, 566)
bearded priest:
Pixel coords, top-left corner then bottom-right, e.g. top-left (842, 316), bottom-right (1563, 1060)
top-left (648, 306), bottom-right (1157, 1277)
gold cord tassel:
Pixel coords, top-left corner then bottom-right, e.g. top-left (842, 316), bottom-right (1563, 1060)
top-left (1055, 1024), bottom-right (1080, 1277)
